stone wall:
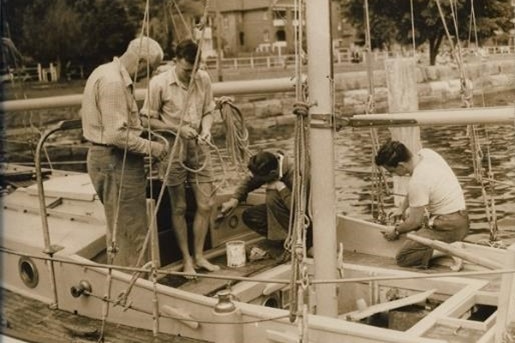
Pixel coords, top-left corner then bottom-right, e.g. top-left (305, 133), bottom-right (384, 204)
top-left (3, 59), bottom-right (515, 144)
top-left (215, 59), bottom-right (515, 133)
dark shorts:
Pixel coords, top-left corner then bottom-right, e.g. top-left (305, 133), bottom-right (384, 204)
top-left (160, 137), bottom-right (214, 186)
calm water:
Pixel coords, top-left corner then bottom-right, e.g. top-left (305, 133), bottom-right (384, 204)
top-left (236, 91), bottom-right (515, 245)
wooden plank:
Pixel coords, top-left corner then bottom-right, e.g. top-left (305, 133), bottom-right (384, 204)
top-left (266, 329), bottom-right (301, 343)
top-left (495, 244), bottom-right (515, 343)
top-left (337, 215), bottom-right (405, 258)
top-left (26, 174), bottom-right (97, 201)
top-left (178, 257), bottom-right (280, 296)
top-left (406, 233), bottom-right (503, 270)
top-left (436, 316), bottom-right (488, 332)
top-left (407, 283), bottom-right (487, 336)
top-left (345, 289), bottom-right (436, 321)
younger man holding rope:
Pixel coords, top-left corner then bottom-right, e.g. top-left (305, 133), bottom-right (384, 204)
top-left (141, 39), bottom-right (219, 275)
top-left (375, 140), bottom-right (469, 269)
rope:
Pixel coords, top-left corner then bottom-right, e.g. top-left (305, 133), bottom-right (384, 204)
top-left (216, 96), bottom-right (251, 172)
top-left (172, 0), bottom-right (193, 39)
top-left (118, 0), bottom-right (214, 304)
top-left (410, 0), bottom-right (416, 55)
top-left (435, 0), bottom-right (500, 242)
top-left (283, 0), bottom-right (311, 324)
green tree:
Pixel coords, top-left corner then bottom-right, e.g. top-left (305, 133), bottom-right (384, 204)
top-left (6, 0), bottom-right (138, 79)
top-left (342, 0), bottom-right (512, 65)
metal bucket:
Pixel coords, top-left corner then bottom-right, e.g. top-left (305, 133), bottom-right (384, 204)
top-left (226, 240), bottom-right (246, 268)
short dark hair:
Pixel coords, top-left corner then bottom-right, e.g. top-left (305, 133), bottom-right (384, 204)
top-left (175, 39), bottom-right (199, 65)
top-left (375, 140), bottom-right (412, 168)
top-left (248, 151), bottom-right (278, 176)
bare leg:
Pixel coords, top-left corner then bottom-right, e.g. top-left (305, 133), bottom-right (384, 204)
top-left (192, 182), bottom-right (220, 272)
top-left (168, 185), bottom-right (196, 275)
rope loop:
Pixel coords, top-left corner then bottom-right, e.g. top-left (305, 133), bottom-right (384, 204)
top-left (215, 96), bottom-right (235, 110)
top-left (293, 101), bottom-right (310, 117)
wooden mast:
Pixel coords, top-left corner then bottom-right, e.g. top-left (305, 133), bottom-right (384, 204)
top-left (306, 0), bottom-right (338, 317)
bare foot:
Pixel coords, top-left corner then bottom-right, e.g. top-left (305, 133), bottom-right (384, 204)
top-left (183, 259), bottom-right (197, 279)
top-left (195, 257), bottom-right (220, 272)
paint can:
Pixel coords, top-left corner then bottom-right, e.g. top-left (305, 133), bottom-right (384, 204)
top-left (226, 240), bottom-right (246, 267)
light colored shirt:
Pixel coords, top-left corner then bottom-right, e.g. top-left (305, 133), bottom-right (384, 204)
top-left (80, 57), bottom-right (163, 157)
top-left (140, 66), bottom-right (215, 131)
top-left (408, 148), bottom-right (466, 215)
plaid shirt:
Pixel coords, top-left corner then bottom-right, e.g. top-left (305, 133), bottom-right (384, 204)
top-left (81, 57), bottom-right (163, 157)
top-left (140, 66), bottom-right (215, 131)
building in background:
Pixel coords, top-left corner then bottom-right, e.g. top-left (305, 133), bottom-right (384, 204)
top-left (207, 0), bottom-right (353, 58)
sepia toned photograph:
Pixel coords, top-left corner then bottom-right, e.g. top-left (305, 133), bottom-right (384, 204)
top-left (1, 0), bottom-right (514, 342)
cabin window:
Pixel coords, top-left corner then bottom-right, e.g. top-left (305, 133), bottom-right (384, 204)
top-left (239, 32), bottom-right (245, 46)
top-left (18, 257), bottom-right (39, 289)
top-left (276, 30), bottom-right (286, 42)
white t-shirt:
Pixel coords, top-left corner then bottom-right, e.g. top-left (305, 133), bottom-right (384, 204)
top-left (408, 149), bottom-right (466, 215)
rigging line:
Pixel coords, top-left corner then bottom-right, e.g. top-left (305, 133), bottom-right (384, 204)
top-left (435, 0), bottom-right (473, 110)
top-left (364, 0), bottom-right (389, 223)
top-left (110, 2), bottom-right (153, 265)
top-left (466, 0), bottom-right (495, 234)
top-left (98, 267), bottom-right (113, 343)
top-left (448, 0), bottom-right (466, 73)
top-left (139, 7), bottom-right (159, 337)
top-left (172, 0), bottom-right (193, 39)
top-left (116, 1), bottom-right (168, 304)
top-left (410, 0), bottom-right (416, 54)
top-left (121, 1), bottom-right (213, 298)
top-left (468, 0), bottom-right (486, 108)
top-left (167, 1), bottom-right (182, 42)
top-left (142, 0), bottom-right (155, 227)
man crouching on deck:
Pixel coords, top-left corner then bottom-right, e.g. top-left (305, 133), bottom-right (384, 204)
top-left (374, 140), bottom-right (469, 269)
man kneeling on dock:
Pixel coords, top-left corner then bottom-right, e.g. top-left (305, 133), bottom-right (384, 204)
top-left (375, 141), bottom-right (469, 269)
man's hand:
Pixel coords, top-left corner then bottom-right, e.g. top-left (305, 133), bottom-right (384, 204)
top-left (179, 125), bottom-right (198, 140)
top-left (220, 198), bottom-right (239, 216)
top-left (266, 180), bottom-right (286, 191)
top-left (387, 208), bottom-right (405, 223)
top-left (380, 225), bottom-right (400, 241)
top-left (197, 130), bottom-right (212, 144)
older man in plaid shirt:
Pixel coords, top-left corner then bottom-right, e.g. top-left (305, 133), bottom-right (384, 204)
top-left (81, 36), bottom-right (167, 267)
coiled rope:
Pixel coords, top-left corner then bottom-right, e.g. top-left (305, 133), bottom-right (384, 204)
top-left (216, 96), bottom-right (251, 172)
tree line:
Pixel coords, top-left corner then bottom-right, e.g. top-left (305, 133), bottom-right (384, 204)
top-left (2, 0), bottom-right (513, 79)
top-left (2, 0), bottom-right (204, 78)
top-left (342, 0), bottom-right (513, 65)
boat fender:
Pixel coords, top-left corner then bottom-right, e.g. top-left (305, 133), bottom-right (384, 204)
top-left (70, 280), bottom-right (92, 298)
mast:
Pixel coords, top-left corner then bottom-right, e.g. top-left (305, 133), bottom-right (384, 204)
top-left (305, 0), bottom-right (338, 317)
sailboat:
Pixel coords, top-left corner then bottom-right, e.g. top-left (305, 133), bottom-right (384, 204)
top-left (2, 1), bottom-right (515, 342)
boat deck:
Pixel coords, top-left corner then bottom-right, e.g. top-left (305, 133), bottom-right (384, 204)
top-left (158, 240), bottom-right (286, 296)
